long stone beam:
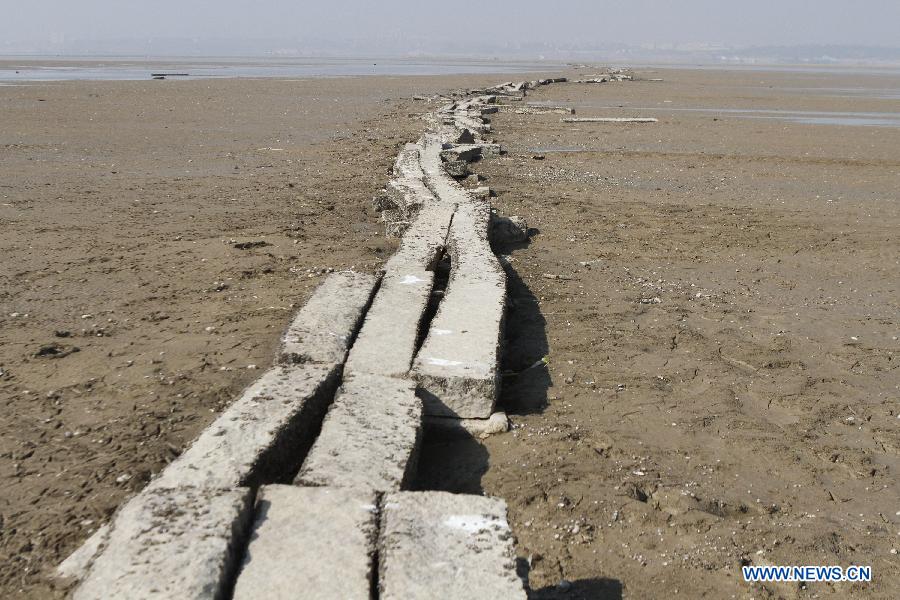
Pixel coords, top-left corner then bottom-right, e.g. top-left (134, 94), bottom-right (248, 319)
top-left (379, 491), bottom-right (527, 599)
top-left (562, 116), bottom-right (657, 123)
top-left (343, 269), bottom-right (435, 379)
top-left (413, 135), bottom-right (506, 418)
top-left (149, 363), bottom-right (340, 490)
top-left (280, 270), bottom-right (380, 364)
top-left (295, 373), bottom-right (422, 492)
top-left (60, 76), bottom-right (572, 595)
top-left (381, 143), bottom-right (439, 236)
top-left (232, 485), bottom-right (378, 600)
top-left (234, 489), bottom-right (526, 600)
top-left (384, 199), bottom-right (456, 272)
top-left (73, 486), bottom-right (253, 600)
top-left (57, 271), bottom-right (378, 582)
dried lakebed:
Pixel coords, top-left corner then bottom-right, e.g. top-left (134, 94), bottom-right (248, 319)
top-left (56, 76), bottom-right (587, 599)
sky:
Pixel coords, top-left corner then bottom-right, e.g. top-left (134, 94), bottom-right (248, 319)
top-left (3, 0), bottom-right (899, 54)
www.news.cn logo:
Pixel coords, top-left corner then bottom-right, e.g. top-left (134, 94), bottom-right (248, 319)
top-left (742, 565), bottom-right (872, 582)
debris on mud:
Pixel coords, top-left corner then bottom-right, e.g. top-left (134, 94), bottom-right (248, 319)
top-left (34, 344), bottom-right (80, 359)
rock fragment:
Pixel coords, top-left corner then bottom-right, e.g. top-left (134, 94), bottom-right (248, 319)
top-left (491, 215), bottom-right (529, 245)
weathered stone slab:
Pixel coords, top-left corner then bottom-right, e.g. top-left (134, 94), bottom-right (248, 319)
top-left (392, 143), bottom-right (424, 179)
top-left (562, 116), bottom-right (657, 123)
top-left (151, 364), bottom-right (340, 490)
top-left (232, 485), bottom-right (377, 600)
top-left (344, 269), bottom-right (434, 378)
top-left (379, 491), bottom-right (526, 599)
top-left (415, 136), bottom-right (507, 417)
top-left (490, 81), bottom-right (527, 97)
top-left (473, 186), bottom-right (491, 200)
top-left (440, 145), bottom-right (481, 163)
top-left (441, 143), bottom-right (502, 163)
top-left (73, 486), bottom-right (253, 600)
top-left (413, 280), bottom-right (505, 418)
top-left (61, 366), bottom-right (340, 580)
top-left (443, 159), bottom-right (469, 178)
top-left (515, 105), bottom-right (575, 115)
top-left (385, 200), bottom-right (456, 271)
top-left (479, 143), bottom-right (503, 158)
top-left (413, 200), bottom-right (506, 418)
top-left (55, 524), bottom-right (110, 581)
top-left (384, 176), bottom-right (430, 216)
top-left (419, 134), bottom-right (468, 201)
top-left (424, 411), bottom-right (509, 439)
top-left (490, 214), bottom-right (529, 245)
top-left (296, 374), bottom-right (422, 492)
top-left (454, 114), bottom-right (491, 134)
top-left (384, 143), bottom-right (437, 215)
top-left (279, 271), bottom-right (380, 365)
top-left (380, 142), bottom-right (440, 237)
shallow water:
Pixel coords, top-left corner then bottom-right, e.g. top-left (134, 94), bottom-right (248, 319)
top-left (0, 57), bottom-right (561, 82)
top-left (758, 86), bottom-right (900, 101)
top-left (746, 115), bottom-right (900, 127)
top-left (651, 63), bottom-right (900, 76)
top-left (549, 101), bottom-right (900, 129)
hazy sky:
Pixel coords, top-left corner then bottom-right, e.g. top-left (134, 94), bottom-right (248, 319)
top-left (4, 0), bottom-right (899, 51)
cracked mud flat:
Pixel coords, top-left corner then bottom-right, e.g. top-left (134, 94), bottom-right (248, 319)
top-left (462, 68), bottom-right (899, 598)
top-left (0, 72), bottom-right (518, 598)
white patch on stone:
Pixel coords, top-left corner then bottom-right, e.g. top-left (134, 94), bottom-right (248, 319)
top-left (426, 357), bottom-right (463, 367)
top-left (443, 514), bottom-right (507, 534)
top-left (399, 275), bottom-right (426, 285)
top-left (433, 329), bottom-right (453, 335)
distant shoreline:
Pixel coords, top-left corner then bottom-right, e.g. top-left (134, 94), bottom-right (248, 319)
top-left (0, 56), bottom-right (568, 82)
top-left (2, 56), bottom-right (899, 84)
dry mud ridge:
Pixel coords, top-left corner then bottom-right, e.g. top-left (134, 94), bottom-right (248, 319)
top-left (45, 77), bottom-right (575, 599)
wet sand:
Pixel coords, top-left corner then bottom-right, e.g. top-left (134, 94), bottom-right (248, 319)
top-left (2, 67), bottom-right (899, 598)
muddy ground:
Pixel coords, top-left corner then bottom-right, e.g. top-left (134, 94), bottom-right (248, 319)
top-left (421, 68), bottom-right (899, 598)
top-left (2, 66), bottom-right (898, 599)
top-left (0, 71), bottom-right (512, 598)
